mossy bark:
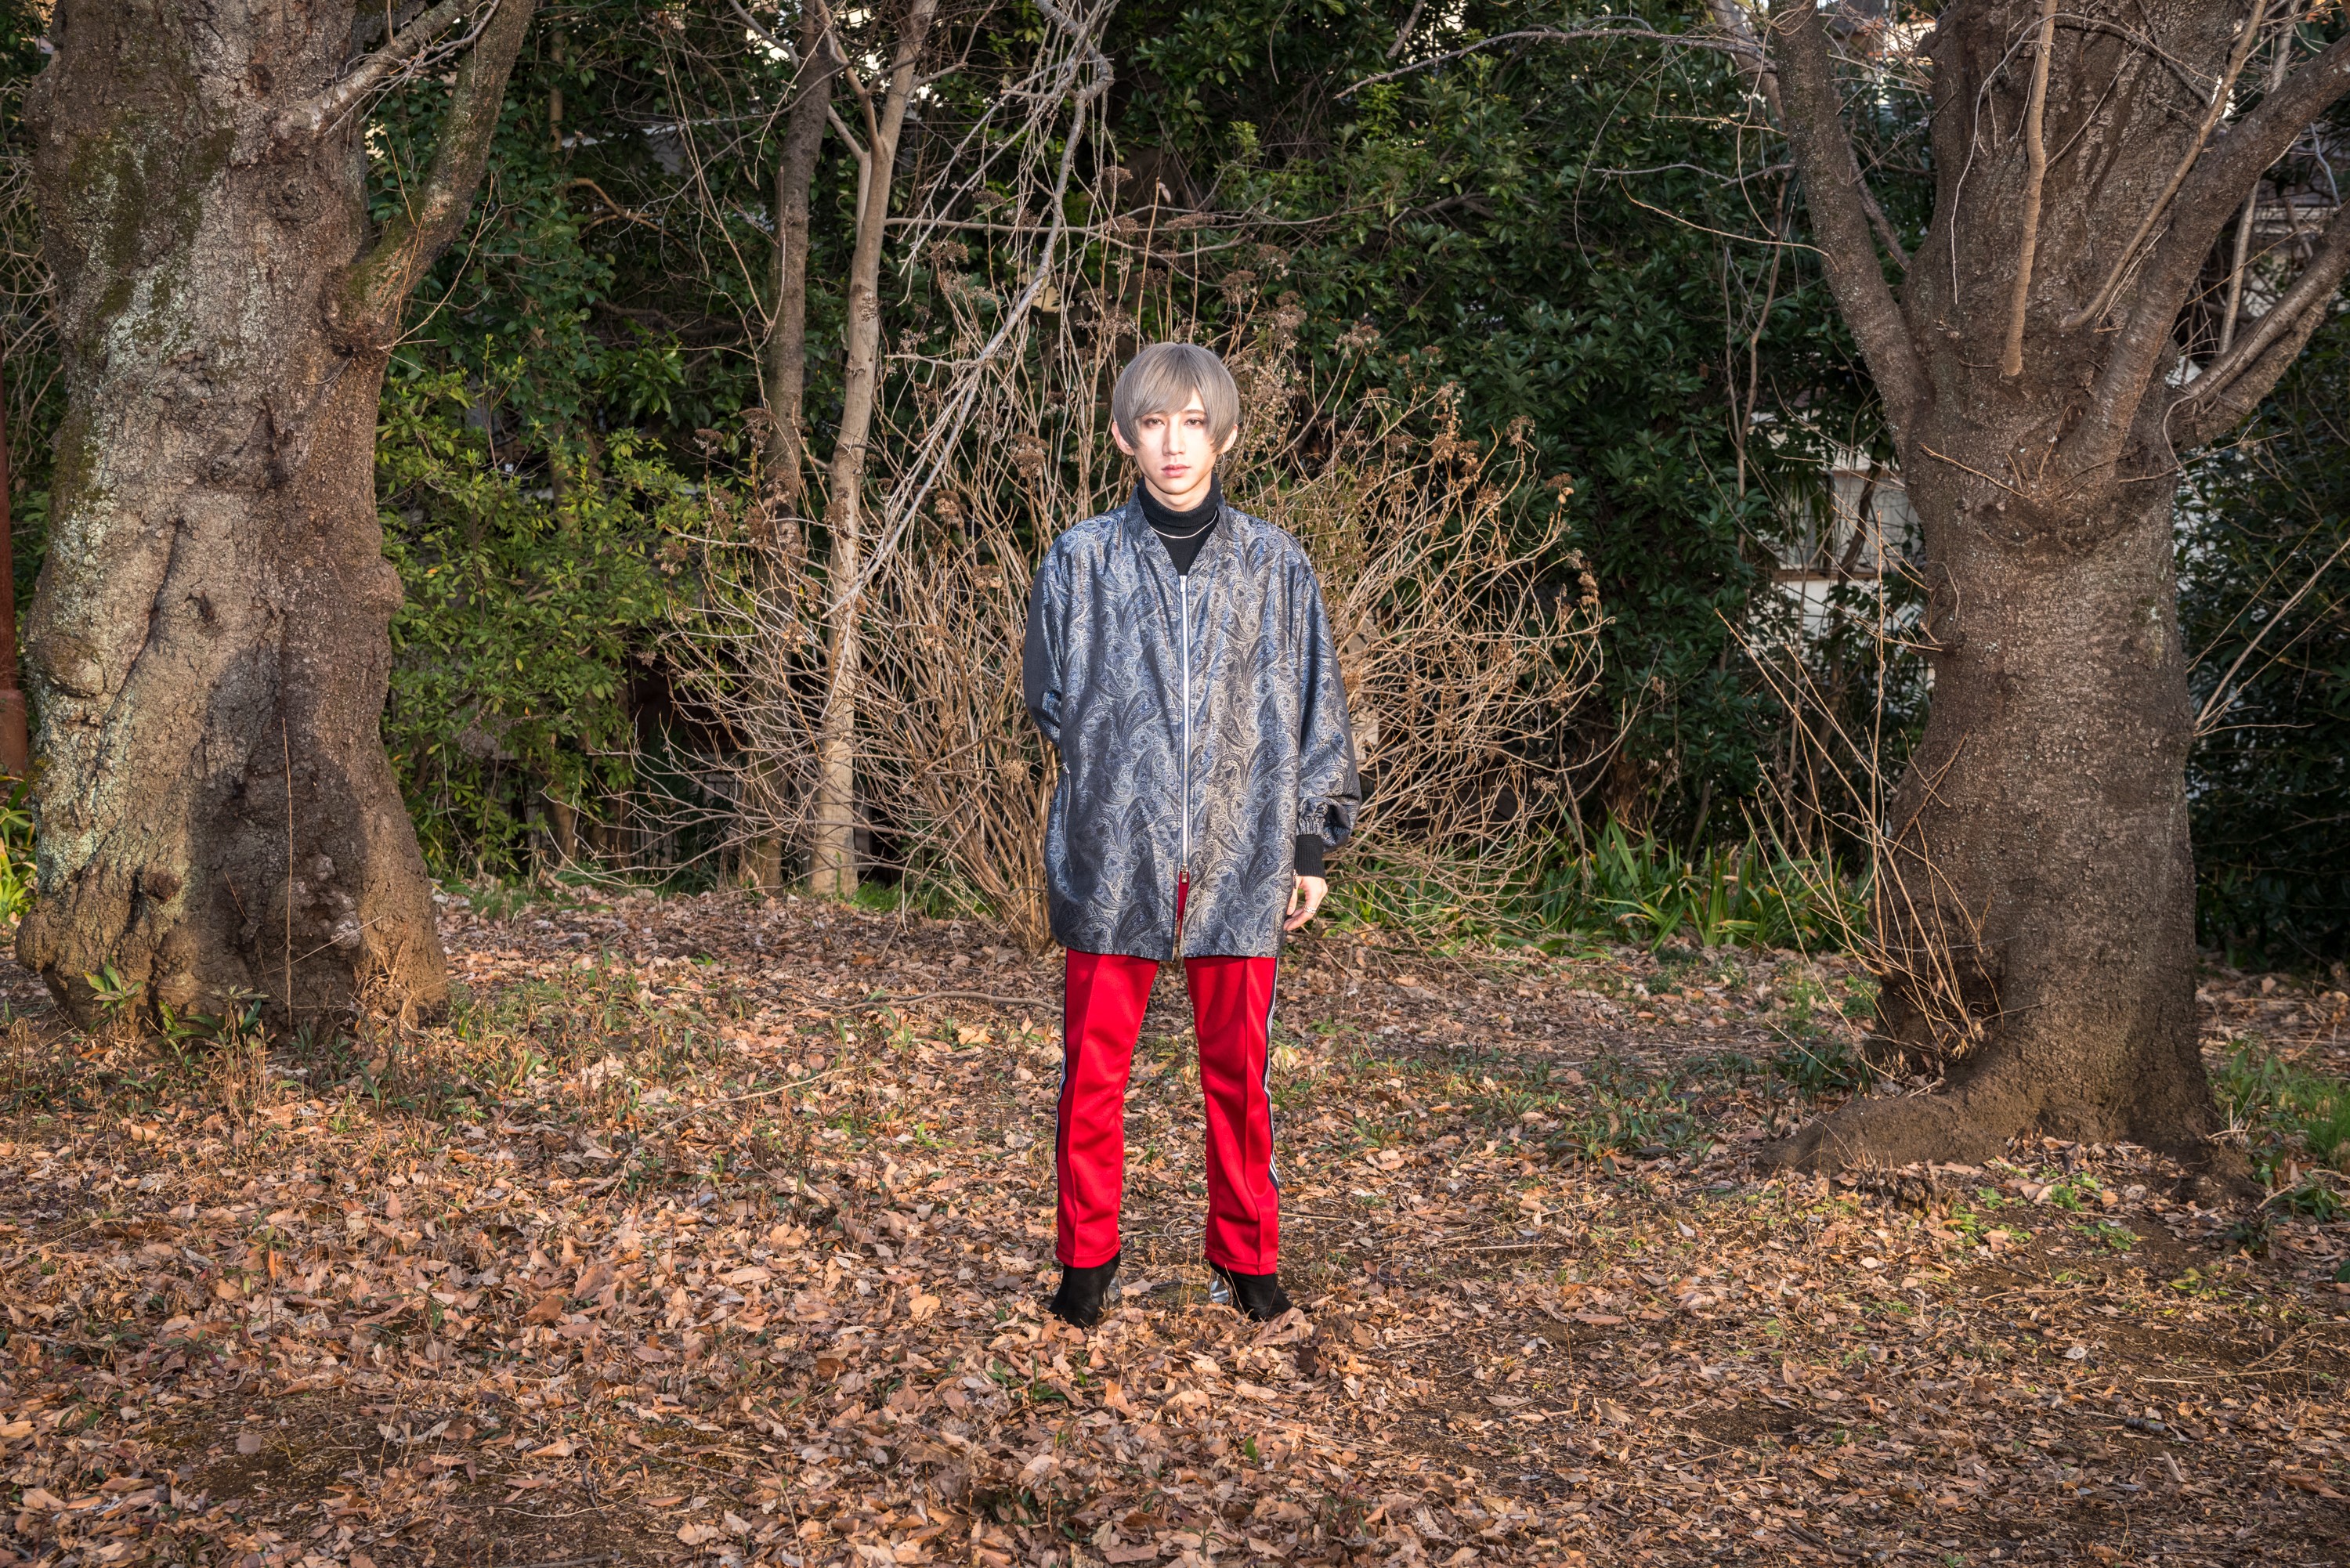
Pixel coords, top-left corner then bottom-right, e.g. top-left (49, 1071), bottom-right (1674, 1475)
top-left (19, 0), bottom-right (532, 1028)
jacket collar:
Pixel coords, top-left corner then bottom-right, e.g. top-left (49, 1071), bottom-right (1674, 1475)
top-left (1118, 486), bottom-right (1238, 580)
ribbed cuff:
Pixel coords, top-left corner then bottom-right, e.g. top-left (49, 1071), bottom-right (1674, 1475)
top-left (1293, 836), bottom-right (1325, 877)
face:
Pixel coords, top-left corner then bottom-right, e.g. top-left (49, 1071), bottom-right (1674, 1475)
top-left (1112, 390), bottom-right (1238, 510)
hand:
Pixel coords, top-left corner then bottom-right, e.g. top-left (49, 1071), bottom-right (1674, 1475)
top-left (1285, 873), bottom-right (1329, 931)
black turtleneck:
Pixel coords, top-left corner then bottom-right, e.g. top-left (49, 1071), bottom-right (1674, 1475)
top-left (1137, 479), bottom-right (1329, 879)
top-left (1139, 479), bottom-right (1222, 576)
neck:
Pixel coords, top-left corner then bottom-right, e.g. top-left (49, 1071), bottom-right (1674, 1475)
top-left (1141, 474), bottom-right (1217, 513)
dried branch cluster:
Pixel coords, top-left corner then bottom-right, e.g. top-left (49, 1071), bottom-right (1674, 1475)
top-left (687, 251), bottom-right (1604, 944)
top-left (1736, 594), bottom-right (1998, 1067)
top-left (666, 0), bottom-right (1603, 944)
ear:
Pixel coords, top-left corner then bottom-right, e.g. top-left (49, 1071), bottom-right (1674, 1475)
top-left (1217, 424), bottom-right (1242, 456)
top-left (1112, 421), bottom-right (1137, 457)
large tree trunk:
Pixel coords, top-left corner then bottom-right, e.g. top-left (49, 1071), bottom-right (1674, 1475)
top-left (1790, 474), bottom-right (2210, 1164)
top-left (19, 0), bottom-right (533, 1028)
top-left (807, 0), bottom-right (942, 900)
top-left (1754, 0), bottom-right (2350, 1167)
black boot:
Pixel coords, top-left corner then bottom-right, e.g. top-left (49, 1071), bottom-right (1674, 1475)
top-left (1209, 1263), bottom-right (1293, 1321)
top-left (1048, 1251), bottom-right (1121, 1328)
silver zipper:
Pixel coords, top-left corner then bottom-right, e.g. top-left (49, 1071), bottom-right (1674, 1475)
top-left (1178, 570), bottom-right (1192, 889)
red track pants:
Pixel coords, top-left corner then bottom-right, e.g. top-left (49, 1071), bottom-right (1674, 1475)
top-left (1055, 884), bottom-right (1280, 1273)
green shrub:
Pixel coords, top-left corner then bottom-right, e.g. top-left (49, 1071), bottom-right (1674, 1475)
top-left (378, 363), bottom-right (690, 874)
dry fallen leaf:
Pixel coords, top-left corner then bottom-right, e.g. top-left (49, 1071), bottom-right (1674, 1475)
top-left (0, 892), bottom-right (2334, 1568)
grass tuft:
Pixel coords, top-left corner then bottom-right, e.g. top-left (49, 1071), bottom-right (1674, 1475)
top-left (2211, 1041), bottom-right (2350, 1180)
top-left (1528, 825), bottom-right (1864, 954)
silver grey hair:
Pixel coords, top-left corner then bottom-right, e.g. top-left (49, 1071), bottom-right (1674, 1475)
top-left (1111, 342), bottom-right (1241, 448)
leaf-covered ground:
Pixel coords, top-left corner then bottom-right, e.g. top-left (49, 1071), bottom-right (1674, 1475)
top-left (1, 889), bottom-right (2345, 1567)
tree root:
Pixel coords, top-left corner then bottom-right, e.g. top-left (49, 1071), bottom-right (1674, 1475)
top-left (1765, 1085), bottom-right (2266, 1195)
top-left (1762, 1086), bottom-right (2030, 1172)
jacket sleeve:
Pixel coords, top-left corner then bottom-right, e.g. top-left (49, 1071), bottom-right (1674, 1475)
top-left (1022, 547), bottom-right (1068, 748)
top-left (1292, 558), bottom-right (1361, 849)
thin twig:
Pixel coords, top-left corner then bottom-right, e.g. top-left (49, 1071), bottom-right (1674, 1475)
top-left (1917, 446), bottom-right (2032, 499)
top-left (642, 1065), bottom-right (851, 1142)
top-left (2215, 2), bottom-right (2304, 354)
top-left (2193, 529), bottom-right (2350, 735)
top-left (2002, 0), bottom-right (2059, 378)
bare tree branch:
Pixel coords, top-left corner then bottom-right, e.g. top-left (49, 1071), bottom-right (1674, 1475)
top-left (1766, 0), bottom-right (1928, 434)
top-left (330, 0), bottom-right (536, 345)
top-left (2060, 0), bottom-right (2269, 333)
top-left (2218, 190), bottom-right (2261, 353)
top-left (726, 0), bottom-right (785, 52)
top-left (2221, 10), bottom-right (2300, 353)
top-left (2063, 24), bottom-right (2350, 474)
top-left (761, 1), bottom-right (843, 507)
top-left (2174, 198), bottom-right (2350, 447)
top-left (2002, 0), bottom-right (2060, 378)
top-left (2149, 23), bottom-right (2350, 260)
top-left (277, 0), bottom-right (477, 139)
top-left (1705, 0), bottom-right (1781, 117)
top-left (349, 2), bottom-right (438, 57)
top-left (1710, 0), bottom-right (1908, 270)
top-left (1388, 0), bottom-right (1429, 60)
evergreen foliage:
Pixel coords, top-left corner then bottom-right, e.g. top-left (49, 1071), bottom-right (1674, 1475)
top-left (2183, 309), bottom-right (2350, 966)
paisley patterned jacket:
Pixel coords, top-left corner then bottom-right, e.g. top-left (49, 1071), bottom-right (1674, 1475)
top-left (1022, 493), bottom-right (1360, 959)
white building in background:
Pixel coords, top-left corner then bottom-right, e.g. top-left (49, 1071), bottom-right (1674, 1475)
top-left (1773, 450), bottom-right (1921, 640)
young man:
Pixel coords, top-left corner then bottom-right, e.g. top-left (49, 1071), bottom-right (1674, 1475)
top-left (1021, 342), bottom-right (1359, 1328)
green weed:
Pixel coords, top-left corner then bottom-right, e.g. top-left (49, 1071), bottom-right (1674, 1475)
top-left (2043, 1172), bottom-right (2106, 1212)
top-left (1770, 1036), bottom-right (1875, 1098)
top-left (0, 781), bottom-right (33, 923)
top-left (2274, 1175), bottom-right (2345, 1223)
top-left (2211, 1042), bottom-right (2350, 1180)
top-left (1544, 1075), bottom-right (1712, 1165)
top-left (1528, 824), bottom-right (1864, 954)
top-left (2074, 1219), bottom-right (2136, 1252)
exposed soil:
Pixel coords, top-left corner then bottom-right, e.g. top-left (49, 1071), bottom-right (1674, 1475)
top-left (0, 888), bottom-right (2344, 1566)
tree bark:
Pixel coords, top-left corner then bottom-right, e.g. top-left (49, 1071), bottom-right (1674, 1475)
top-left (0, 352), bottom-right (31, 779)
top-left (807, 0), bottom-right (941, 901)
top-left (1757, 0), bottom-right (2350, 1168)
top-left (737, 2), bottom-right (841, 895)
top-left (19, 0), bottom-right (533, 1028)
top-left (765, 7), bottom-right (839, 508)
